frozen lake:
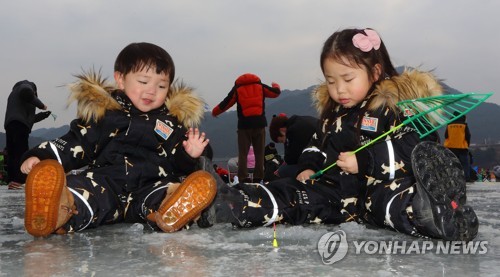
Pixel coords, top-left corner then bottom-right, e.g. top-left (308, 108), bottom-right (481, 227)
top-left (1, 182), bottom-right (499, 277)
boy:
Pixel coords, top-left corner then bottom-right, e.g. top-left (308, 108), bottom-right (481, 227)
top-left (21, 42), bottom-right (216, 237)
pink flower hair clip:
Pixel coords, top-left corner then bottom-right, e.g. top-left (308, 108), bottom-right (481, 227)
top-left (352, 29), bottom-right (381, 52)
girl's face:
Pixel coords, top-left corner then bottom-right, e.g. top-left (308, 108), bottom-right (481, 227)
top-left (114, 67), bottom-right (170, 112)
top-left (323, 57), bottom-right (380, 108)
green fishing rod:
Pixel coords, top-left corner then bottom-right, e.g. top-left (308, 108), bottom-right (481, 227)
top-left (309, 93), bottom-right (492, 180)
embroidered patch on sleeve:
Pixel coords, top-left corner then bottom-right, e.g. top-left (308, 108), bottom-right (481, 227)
top-left (361, 116), bottom-right (378, 132)
top-left (154, 119), bottom-right (174, 140)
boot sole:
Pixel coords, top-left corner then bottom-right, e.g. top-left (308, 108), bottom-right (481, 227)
top-left (411, 141), bottom-right (473, 240)
top-left (412, 141), bottom-right (466, 205)
top-left (25, 160), bottom-right (66, 237)
top-left (155, 171), bottom-right (216, 232)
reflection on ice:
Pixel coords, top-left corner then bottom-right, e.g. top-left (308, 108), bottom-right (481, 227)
top-left (1, 183), bottom-right (499, 276)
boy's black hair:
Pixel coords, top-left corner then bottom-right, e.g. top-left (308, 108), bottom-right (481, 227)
top-left (114, 42), bottom-right (175, 82)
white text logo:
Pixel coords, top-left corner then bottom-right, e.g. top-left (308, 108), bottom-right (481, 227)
top-left (317, 230), bottom-right (488, 264)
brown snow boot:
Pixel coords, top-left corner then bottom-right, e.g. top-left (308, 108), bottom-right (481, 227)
top-left (25, 160), bottom-right (77, 237)
top-left (155, 170), bottom-right (217, 232)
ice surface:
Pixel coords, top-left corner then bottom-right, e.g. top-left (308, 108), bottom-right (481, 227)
top-left (1, 183), bottom-right (499, 277)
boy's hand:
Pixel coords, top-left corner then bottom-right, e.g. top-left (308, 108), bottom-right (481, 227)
top-left (183, 128), bottom-right (209, 159)
top-left (21, 157), bottom-right (41, 174)
top-left (336, 152), bottom-right (359, 174)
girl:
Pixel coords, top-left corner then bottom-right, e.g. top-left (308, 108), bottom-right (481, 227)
top-left (214, 28), bottom-right (478, 241)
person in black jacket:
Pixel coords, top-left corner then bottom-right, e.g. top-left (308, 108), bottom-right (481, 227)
top-left (4, 80), bottom-right (51, 189)
top-left (20, 42), bottom-right (216, 237)
top-left (268, 113), bottom-right (318, 178)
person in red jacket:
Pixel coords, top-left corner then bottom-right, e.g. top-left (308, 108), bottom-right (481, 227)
top-left (212, 73), bottom-right (281, 182)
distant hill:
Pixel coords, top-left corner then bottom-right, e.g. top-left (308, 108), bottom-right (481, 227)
top-left (1, 81), bottom-right (499, 167)
top-left (31, 125), bottom-right (70, 139)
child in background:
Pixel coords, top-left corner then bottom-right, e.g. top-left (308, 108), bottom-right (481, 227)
top-left (213, 164), bottom-right (230, 184)
top-left (268, 113), bottom-right (319, 178)
top-left (21, 42), bottom-right (215, 237)
top-left (263, 142), bottom-right (283, 182)
top-left (214, 28), bottom-right (478, 241)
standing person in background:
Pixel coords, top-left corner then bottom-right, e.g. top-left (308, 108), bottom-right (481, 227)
top-left (4, 80), bottom-right (51, 189)
top-left (268, 113), bottom-right (319, 178)
top-left (444, 112), bottom-right (472, 181)
top-left (212, 73), bottom-right (281, 183)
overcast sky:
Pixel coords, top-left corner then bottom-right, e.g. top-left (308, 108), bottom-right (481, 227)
top-left (2, 0), bottom-right (499, 131)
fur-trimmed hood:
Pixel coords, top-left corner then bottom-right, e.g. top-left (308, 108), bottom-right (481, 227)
top-left (67, 71), bottom-right (205, 128)
top-left (312, 69), bottom-right (443, 116)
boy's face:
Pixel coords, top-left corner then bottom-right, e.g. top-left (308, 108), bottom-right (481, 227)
top-left (114, 67), bottom-right (170, 112)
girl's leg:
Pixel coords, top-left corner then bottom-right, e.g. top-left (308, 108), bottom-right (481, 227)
top-left (221, 178), bottom-right (346, 228)
top-left (362, 141), bottom-right (479, 241)
top-left (361, 177), bottom-right (418, 235)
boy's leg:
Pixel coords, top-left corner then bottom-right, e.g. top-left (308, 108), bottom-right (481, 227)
top-left (152, 171), bottom-right (217, 232)
top-left (195, 156), bottom-right (235, 227)
top-left (25, 160), bottom-right (126, 236)
top-left (411, 141), bottom-right (478, 241)
top-left (24, 160), bottom-right (76, 237)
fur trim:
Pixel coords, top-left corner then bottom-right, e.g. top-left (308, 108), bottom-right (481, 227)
top-left (368, 69), bottom-right (443, 112)
top-left (68, 71), bottom-right (205, 128)
top-left (312, 82), bottom-right (331, 117)
top-left (166, 81), bottom-right (205, 128)
top-left (68, 70), bottom-right (121, 124)
top-left (312, 69), bottom-right (443, 115)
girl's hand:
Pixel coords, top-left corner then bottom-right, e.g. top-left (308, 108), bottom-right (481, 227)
top-left (336, 152), bottom-right (359, 174)
top-left (182, 128), bottom-right (209, 159)
top-left (296, 169), bottom-right (315, 183)
top-left (21, 157), bottom-right (41, 174)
